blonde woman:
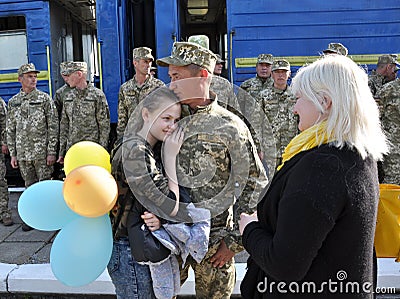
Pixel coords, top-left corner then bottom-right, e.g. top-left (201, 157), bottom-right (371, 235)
top-left (239, 55), bottom-right (388, 298)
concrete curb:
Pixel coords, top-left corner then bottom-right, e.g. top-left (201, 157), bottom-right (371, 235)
top-left (0, 260), bottom-right (399, 295)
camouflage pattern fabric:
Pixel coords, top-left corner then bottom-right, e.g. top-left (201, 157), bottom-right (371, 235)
top-left (157, 42), bottom-right (217, 73)
top-left (210, 76), bottom-right (241, 115)
top-left (376, 78), bottom-right (400, 184)
top-left (132, 47), bottom-right (154, 60)
top-left (110, 135), bottom-right (177, 239)
top-left (180, 242), bottom-right (235, 299)
top-left (6, 88), bottom-right (58, 160)
top-left (0, 98), bottom-right (10, 219)
top-left (239, 75), bottom-right (273, 104)
top-left (53, 83), bottom-right (73, 117)
top-left (61, 61), bottom-right (87, 75)
top-left (59, 84), bottom-right (110, 155)
top-left (18, 159), bottom-right (53, 187)
top-left (176, 98), bottom-right (268, 253)
top-left (368, 70), bottom-right (391, 116)
top-left (260, 85), bottom-right (298, 172)
top-left (237, 77), bottom-right (273, 154)
top-left (116, 76), bottom-right (164, 139)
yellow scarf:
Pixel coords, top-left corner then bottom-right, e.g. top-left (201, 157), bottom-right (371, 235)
top-left (277, 121), bottom-right (334, 171)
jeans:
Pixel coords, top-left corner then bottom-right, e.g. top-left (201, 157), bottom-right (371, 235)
top-left (107, 238), bottom-right (156, 299)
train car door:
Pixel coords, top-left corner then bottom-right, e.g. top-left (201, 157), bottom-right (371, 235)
top-left (154, 0), bottom-right (179, 83)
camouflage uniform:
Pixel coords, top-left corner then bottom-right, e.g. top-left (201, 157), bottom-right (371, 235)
top-left (53, 61), bottom-right (74, 117)
top-left (0, 97), bottom-right (11, 221)
top-left (53, 83), bottom-right (73, 118)
top-left (210, 75), bottom-right (241, 115)
top-left (7, 66), bottom-right (58, 187)
top-left (368, 70), bottom-right (387, 98)
top-left (157, 42), bottom-right (269, 298)
top-left (176, 98), bottom-right (268, 298)
top-left (376, 78), bottom-right (400, 184)
top-left (260, 85), bottom-right (298, 172)
top-left (117, 47), bottom-right (165, 139)
top-left (238, 54), bottom-right (274, 154)
top-left (117, 76), bottom-right (164, 139)
top-left (368, 54), bottom-right (400, 115)
top-left (59, 83), bottom-right (110, 155)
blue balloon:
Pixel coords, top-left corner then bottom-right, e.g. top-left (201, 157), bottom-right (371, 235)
top-left (18, 180), bottom-right (80, 230)
top-left (50, 214), bottom-right (113, 287)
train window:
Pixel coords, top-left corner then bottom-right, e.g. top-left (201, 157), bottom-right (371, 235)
top-left (188, 35), bottom-right (209, 49)
top-left (0, 16), bottom-right (28, 70)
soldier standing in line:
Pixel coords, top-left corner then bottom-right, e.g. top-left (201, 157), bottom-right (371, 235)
top-left (237, 54), bottom-right (274, 162)
top-left (116, 47), bottom-right (164, 140)
top-left (157, 41), bottom-right (268, 299)
top-left (0, 96), bottom-right (12, 227)
top-left (322, 42), bottom-right (348, 56)
top-left (239, 53), bottom-right (274, 103)
top-left (260, 59), bottom-right (298, 174)
top-left (376, 78), bottom-right (400, 185)
top-left (7, 63), bottom-right (58, 231)
top-left (57, 62), bottom-right (110, 163)
top-left (210, 54), bottom-right (241, 114)
top-left (52, 61), bottom-right (74, 180)
top-left (53, 61), bottom-right (74, 118)
top-left (368, 54), bottom-right (399, 98)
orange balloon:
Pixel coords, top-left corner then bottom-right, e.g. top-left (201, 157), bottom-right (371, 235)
top-left (63, 165), bottom-right (118, 218)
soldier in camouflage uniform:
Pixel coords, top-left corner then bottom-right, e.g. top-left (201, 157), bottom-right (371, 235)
top-left (238, 54), bottom-right (274, 159)
top-left (116, 47), bottom-right (165, 140)
top-left (7, 64), bottom-right (58, 230)
top-left (210, 54), bottom-right (241, 115)
top-left (368, 54), bottom-right (399, 99)
top-left (53, 61), bottom-right (74, 118)
top-left (240, 54), bottom-right (274, 101)
top-left (57, 62), bottom-right (110, 162)
top-left (322, 42), bottom-right (348, 56)
top-left (260, 59), bottom-right (298, 174)
top-left (376, 78), bottom-right (400, 184)
top-left (53, 62), bottom-right (74, 180)
top-left (157, 42), bottom-right (268, 298)
top-left (0, 97), bottom-right (12, 226)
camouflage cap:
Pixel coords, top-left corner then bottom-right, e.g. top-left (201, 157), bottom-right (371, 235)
top-left (60, 61), bottom-right (72, 75)
top-left (133, 47), bottom-right (154, 61)
top-left (257, 54), bottom-right (274, 64)
top-left (18, 63), bottom-right (40, 76)
top-left (322, 43), bottom-right (348, 56)
top-left (377, 54), bottom-right (399, 66)
top-left (272, 59), bottom-right (291, 72)
top-left (215, 54), bottom-right (225, 64)
top-left (62, 61), bottom-right (87, 75)
top-left (156, 42), bottom-right (217, 73)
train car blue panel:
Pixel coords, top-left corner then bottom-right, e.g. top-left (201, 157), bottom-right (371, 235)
top-left (0, 0), bottom-right (51, 100)
top-left (154, 0), bottom-right (179, 83)
top-left (96, 0), bottom-right (124, 123)
top-left (227, 0), bottom-right (400, 86)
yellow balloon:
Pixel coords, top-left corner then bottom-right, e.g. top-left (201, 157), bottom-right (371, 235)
top-left (63, 165), bottom-right (118, 218)
top-left (64, 141), bottom-right (111, 175)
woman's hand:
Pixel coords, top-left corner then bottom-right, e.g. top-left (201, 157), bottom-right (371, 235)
top-left (239, 212), bottom-right (258, 235)
top-left (141, 211), bottom-right (161, 232)
top-left (163, 125), bottom-right (184, 158)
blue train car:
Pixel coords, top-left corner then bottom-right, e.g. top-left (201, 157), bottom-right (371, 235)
top-left (0, 0), bottom-right (97, 102)
top-left (228, 0), bottom-right (400, 85)
top-left (97, 0), bottom-right (400, 113)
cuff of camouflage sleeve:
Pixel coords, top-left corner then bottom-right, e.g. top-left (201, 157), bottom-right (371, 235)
top-left (224, 235), bottom-right (244, 254)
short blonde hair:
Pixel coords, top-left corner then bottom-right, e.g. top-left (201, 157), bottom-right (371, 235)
top-left (291, 55), bottom-right (388, 160)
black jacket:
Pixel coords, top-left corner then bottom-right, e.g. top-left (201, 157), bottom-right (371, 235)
top-left (241, 144), bottom-right (378, 298)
